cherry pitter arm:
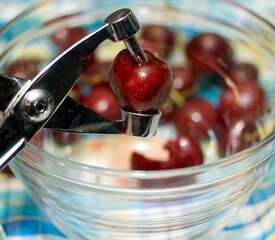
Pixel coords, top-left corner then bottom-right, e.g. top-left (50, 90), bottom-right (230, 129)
top-left (0, 9), bottom-right (161, 171)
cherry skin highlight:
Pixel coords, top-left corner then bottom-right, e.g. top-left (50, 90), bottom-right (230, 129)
top-left (219, 80), bottom-right (265, 122)
top-left (172, 66), bottom-right (197, 92)
top-left (109, 49), bottom-right (172, 113)
top-left (163, 135), bottom-right (204, 169)
top-left (172, 97), bottom-right (218, 140)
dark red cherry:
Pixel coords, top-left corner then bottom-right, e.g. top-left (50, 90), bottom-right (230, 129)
top-left (186, 33), bottom-right (233, 74)
top-left (172, 66), bottom-right (197, 92)
top-left (51, 27), bottom-right (87, 52)
top-left (5, 60), bottom-right (39, 79)
top-left (227, 62), bottom-right (258, 84)
top-left (163, 135), bottom-right (203, 169)
top-left (80, 82), bottom-right (121, 120)
top-left (109, 49), bottom-right (172, 114)
top-left (140, 25), bottom-right (175, 59)
top-left (131, 135), bottom-right (203, 171)
top-left (219, 80), bottom-right (265, 122)
top-left (160, 102), bottom-right (175, 124)
top-left (131, 152), bottom-right (163, 171)
top-left (218, 117), bottom-right (259, 157)
top-left (172, 97), bottom-right (217, 140)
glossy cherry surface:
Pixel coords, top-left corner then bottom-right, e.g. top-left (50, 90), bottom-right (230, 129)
top-left (219, 80), bottom-right (265, 121)
top-left (172, 66), bottom-right (197, 91)
top-left (163, 135), bottom-right (204, 169)
top-left (109, 49), bottom-right (172, 113)
top-left (172, 97), bottom-right (217, 140)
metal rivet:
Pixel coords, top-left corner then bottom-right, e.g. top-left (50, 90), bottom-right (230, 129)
top-left (22, 89), bottom-right (53, 122)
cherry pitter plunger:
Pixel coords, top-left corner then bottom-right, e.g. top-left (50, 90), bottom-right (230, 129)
top-left (0, 9), bottom-right (162, 171)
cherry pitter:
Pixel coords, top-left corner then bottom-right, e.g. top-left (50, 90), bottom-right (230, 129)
top-left (0, 9), bottom-right (162, 171)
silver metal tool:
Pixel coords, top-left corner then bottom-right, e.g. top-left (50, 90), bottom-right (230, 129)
top-left (0, 9), bottom-right (161, 171)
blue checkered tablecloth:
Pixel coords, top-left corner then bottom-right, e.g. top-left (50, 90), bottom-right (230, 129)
top-left (0, 175), bottom-right (65, 240)
top-left (0, 0), bottom-right (274, 239)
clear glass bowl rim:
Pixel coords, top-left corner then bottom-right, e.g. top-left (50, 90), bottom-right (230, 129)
top-left (2, 0), bottom-right (275, 178)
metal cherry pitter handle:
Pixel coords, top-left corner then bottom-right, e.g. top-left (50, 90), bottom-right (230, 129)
top-left (0, 9), bottom-right (162, 171)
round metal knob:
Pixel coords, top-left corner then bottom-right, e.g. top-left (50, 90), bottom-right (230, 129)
top-left (105, 8), bottom-right (140, 41)
top-left (22, 89), bottom-right (53, 122)
top-left (105, 8), bottom-right (147, 63)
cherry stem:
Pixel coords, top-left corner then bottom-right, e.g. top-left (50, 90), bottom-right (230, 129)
top-left (123, 36), bottom-right (148, 64)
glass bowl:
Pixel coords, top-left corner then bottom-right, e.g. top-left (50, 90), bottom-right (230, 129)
top-left (0, 0), bottom-right (274, 239)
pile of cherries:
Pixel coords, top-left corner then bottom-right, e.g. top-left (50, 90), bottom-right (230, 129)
top-left (3, 22), bottom-right (265, 173)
